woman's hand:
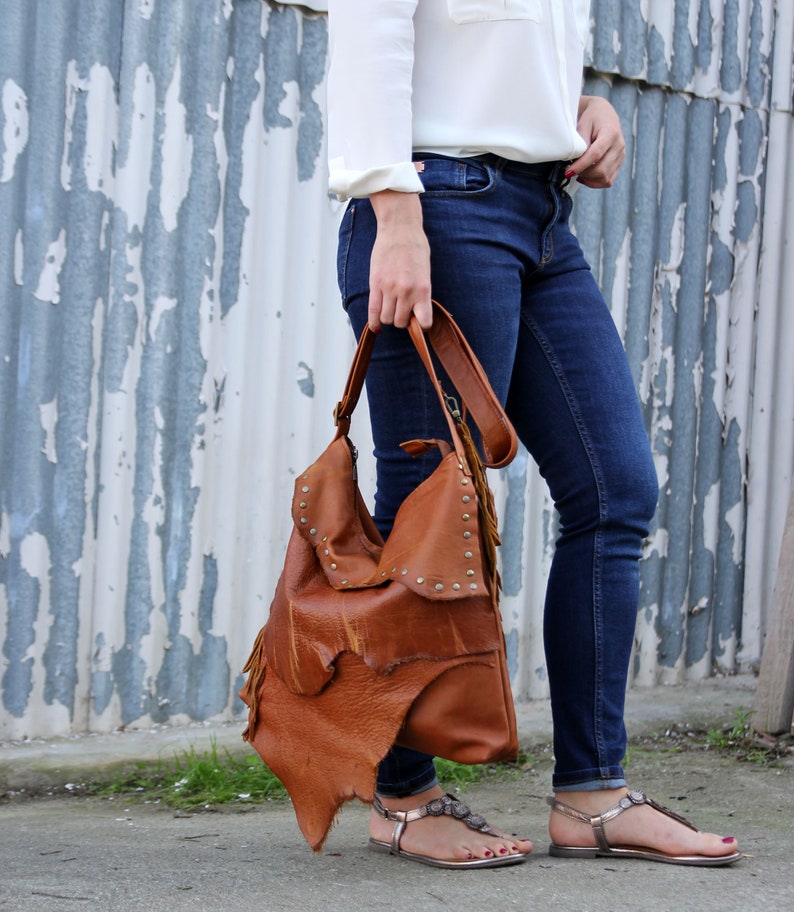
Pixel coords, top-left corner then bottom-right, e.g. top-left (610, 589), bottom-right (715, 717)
top-left (368, 190), bottom-right (433, 331)
top-left (566, 95), bottom-right (626, 189)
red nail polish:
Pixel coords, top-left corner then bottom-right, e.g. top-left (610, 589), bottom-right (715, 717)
top-left (564, 168), bottom-right (576, 179)
top-left (722, 837), bottom-right (736, 844)
top-left (484, 850), bottom-right (493, 858)
top-left (511, 846), bottom-right (519, 851)
top-left (499, 848), bottom-right (508, 855)
top-left (467, 852), bottom-right (473, 859)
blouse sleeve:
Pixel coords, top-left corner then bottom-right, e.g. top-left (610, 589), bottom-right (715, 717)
top-left (327, 0), bottom-right (424, 199)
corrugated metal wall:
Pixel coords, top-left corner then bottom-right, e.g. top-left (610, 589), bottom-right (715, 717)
top-left (1, 1), bottom-right (791, 739)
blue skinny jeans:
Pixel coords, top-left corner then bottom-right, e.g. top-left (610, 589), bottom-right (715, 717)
top-left (336, 154), bottom-right (659, 794)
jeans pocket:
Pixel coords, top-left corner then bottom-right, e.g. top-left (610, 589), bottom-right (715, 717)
top-left (415, 157), bottom-right (496, 197)
top-left (447, 0), bottom-right (542, 24)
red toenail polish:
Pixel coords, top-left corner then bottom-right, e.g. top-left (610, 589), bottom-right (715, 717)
top-left (467, 853), bottom-right (473, 859)
top-left (484, 850), bottom-right (493, 857)
top-left (722, 837), bottom-right (736, 844)
top-left (499, 848), bottom-right (508, 854)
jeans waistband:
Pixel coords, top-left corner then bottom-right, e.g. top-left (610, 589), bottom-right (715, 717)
top-left (413, 152), bottom-right (568, 183)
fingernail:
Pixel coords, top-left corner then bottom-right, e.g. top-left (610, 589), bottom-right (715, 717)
top-left (564, 168), bottom-right (576, 179)
top-left (722, 837), bottom-right (736, 844)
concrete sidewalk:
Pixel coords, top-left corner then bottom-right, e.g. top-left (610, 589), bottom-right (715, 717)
top-left (1, 675), bottom-right (791, 912)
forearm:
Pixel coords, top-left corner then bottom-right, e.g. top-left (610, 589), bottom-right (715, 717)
top-left (327, 0), bottom-right (422, 199)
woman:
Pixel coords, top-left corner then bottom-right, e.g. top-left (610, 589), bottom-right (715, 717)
top-left (327, 0), bottom-right (741, 869)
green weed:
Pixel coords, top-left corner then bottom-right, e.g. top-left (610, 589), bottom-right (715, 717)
top-left (96, 737), bottom-right (286, 808)
top-left (705, 707), bottom-right (787, 764)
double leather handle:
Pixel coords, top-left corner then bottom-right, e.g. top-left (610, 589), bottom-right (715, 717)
top-left (335, 301), bottom-right (517, 469)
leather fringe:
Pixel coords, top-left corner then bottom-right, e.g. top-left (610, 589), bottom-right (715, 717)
top-left (239, 624), bottom-right (267, 740)
top-left (456, 420), bottom-right (502, 598)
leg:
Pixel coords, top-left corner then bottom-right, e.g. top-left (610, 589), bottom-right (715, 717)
top-left (337, 155), bottom-right (533, 864)
top-left (502, 174), bottom-right (738, 862)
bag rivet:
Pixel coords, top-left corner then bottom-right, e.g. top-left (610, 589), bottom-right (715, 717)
top-left (341, 579), bottom-right (348, 585)
top-left (463, 531), bottom-right (471, 539)
top-left (330, 562), bottom-right (337, 570)
top-left (300, 501), bottom-right (307, 509)
top-left (464, 551), bottom-right (472, 559)
top-left (469, 583), bottom-right (478, 590)
top-left (300, 517), bottom-right (308, 524)
top-left (381, 570), bottom-right (386, 577)
top-left (391, 566), bottom-right (397, 573)
top-left (324, 549), bottom-right (329, 556)
top-left (302, 485), bottom-right (310, 493)
top-left (462, 495), bottom-right (471, 503)
top-left (435, 583), bottom-right (444, 591)
top-left (401, 569), bottom-right (408, 575)
top-left (466, 570), bottom-right (475, 577)
top-left (417, 576), bottom-right (425, 584)
top-left (310, 528), bottom-right (317, 535)
top-left (462, 513), bottom-right (470, 521)
top-left (461, 478), bottom-right (469, 485)
top-left (452, 583), bottom-right (461, 591)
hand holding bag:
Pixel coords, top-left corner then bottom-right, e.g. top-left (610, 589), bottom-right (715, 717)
top-left (239, 302), bottom-right (519, 850)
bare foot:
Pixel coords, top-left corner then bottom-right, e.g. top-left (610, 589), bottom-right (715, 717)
top-left (370, 785), bottom-right (533, 864)
top-left (548, 788), bottom-right (739, 860)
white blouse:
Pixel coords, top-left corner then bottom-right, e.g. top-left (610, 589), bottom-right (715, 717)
top-left (327, 0), bottom-right (591, 199)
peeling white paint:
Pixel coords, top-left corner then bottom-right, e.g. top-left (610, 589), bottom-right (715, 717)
top-left (39, 398), bottom-right (58, 464)
top-left (160, 57), bottom-right (193, 232)
top-left (33, 228), bottom-right (67, 304)
top-left (1, 77), bottom-right (29, 183)
top-left (61, 60), bottom-right (86, 192)
top-left (13, 227), bottom-right (23, 284)
top-left (639, 0), bottom-right (675, 70)
top-left (724, 499), bottom-right (744, 565)
top-left (116, 63), bottom-right (155, 233)
top-left (84, 63), bottom-right (118, 198)
top-left (148, 295), bottom-right (177, 342)
top-left (644, 525), bottom-right (669, 561)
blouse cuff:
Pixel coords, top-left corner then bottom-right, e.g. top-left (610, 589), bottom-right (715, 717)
top-left (328, 158), bottom-right (424, 201)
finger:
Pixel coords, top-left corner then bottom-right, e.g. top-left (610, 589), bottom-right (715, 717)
top-left (367, 289), bottom-right (384, 333)
top-left (392, 298), bottom-right (413, 329)
top-left (413, 297), bottom-right (434, 330)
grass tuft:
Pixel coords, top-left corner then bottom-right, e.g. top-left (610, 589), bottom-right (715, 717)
top-left (96, 737), bottom-right (286, 808)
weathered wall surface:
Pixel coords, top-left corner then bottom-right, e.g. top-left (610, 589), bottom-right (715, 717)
top-left (1, 1), bottom-right (791, 739)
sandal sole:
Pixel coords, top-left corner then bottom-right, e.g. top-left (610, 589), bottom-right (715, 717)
top-left (369, 838), bottom-right (527, 869)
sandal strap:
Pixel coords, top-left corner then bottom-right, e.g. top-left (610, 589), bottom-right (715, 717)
top-left (546, 789), bottom-right (700, 855)
top-left (373, 793), bottom-right (501, 853)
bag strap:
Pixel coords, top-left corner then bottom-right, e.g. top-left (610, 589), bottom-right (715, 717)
top-left (334, 301), bottom-right (517, 469)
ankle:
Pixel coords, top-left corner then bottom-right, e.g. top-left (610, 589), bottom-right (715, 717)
top-left (373, 784), bottom-right (444, 812)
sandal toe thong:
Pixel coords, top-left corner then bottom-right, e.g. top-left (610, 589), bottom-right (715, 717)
top-left (369, 792), bottom-right (527, 870)
top-left (547, 788), bottom-right (742, 867)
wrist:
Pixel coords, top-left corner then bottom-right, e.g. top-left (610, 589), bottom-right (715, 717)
top-left (370, 189), bottom-right (423, 226)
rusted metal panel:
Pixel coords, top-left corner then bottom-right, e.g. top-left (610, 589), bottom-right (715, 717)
top-left (1, 1), bottom-right (791, 737)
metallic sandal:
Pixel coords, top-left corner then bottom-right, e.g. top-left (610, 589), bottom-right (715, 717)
top-left (546, 788), bottom-right (742, 866)
top-left (369, 792), bottom-right (528, 869)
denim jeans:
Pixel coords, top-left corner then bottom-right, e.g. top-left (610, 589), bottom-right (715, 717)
top-left (336, 154), bottom-right (659, 795)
